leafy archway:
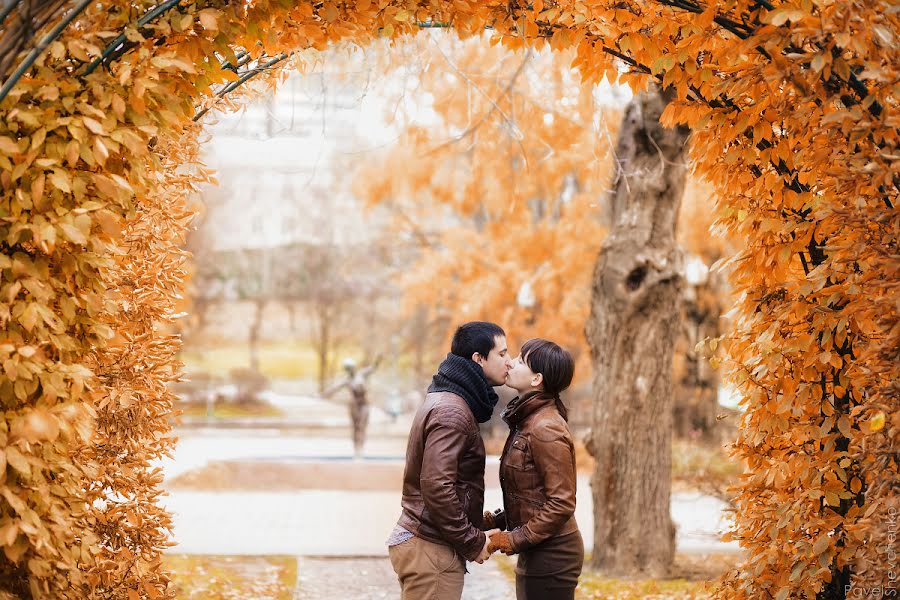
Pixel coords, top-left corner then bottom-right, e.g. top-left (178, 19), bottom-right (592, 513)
top-left (0, 1), bottom-right (895, 598)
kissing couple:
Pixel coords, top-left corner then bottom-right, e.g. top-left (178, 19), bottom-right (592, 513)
top-left (387, 321), bottom-right (583, 600)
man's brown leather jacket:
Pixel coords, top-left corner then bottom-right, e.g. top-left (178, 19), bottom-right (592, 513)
top-left (499, 392), bottom-right (579, 552)
top-left (396, 391), bottom-right (487, 561)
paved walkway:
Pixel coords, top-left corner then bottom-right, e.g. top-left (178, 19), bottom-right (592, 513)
top-left (294, 557), bottom-right (513, 600)
top-left (161, 428), bottom-right (738, 597)
top-left (160, 428), bottom-right (738, 554)
top-left (159, 430), bottom-right (409, 479)
top-left (162, 485), bottom-right (736, 556)
top-left (160, 431), bottom-right (738, 557)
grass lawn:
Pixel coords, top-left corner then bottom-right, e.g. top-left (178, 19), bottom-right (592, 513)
top-left (178, 402), bottom-right (284, 419)
top-left (576, 576), bottom-right (712, 599)
top-left (494, 553), bottom-right (733, 599)
top-left (181, 341), bottom-right (328, 380)
top-left (164, 555), bottom-right (295, 599)
top-left (180, 341), bottom-right (422, 382)
top-left (670, 439), bottom-right (740, 479)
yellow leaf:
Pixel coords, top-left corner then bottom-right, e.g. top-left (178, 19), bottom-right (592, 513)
top-left (29, 128), bottom-right (46, 151)
top-left (0, 521), bottom-right (16, 545)
top-left (19, 304), bottom-right (40, 332)
top-left (60, 223), bottom-right (88, 245)
top-left (837, 415), bottom-right (852, 438)
top-left (82, 116), bottom-right (105, 135)
top-left (30, 175), bottom-right (46, 211)
top-left (50, 170), bottom-right (72, 194)
top-left (0, 136), bottom-right (19, 154)
top-left (198, 9), bottom-right (220, 30)
top-left (92, 174), bottom-right (119, 198)
top-left (143, 581), bottom-right (161, 599)
top-left (93, 137), bottom-right (109, 166)
top-left (5, 446), bottom-right (30, 477)
top-left (96, 210), bottom-right (123, 238)
top-left (868, 411), bottom-right (885, 432)
top-left (21, 409), bottom-right (59, 442)
top-left (3, 537), bottom-right (28, 564)
top-left (112, 94), bottom-right (126, 117)
top-left (322, 3), bottom-right (339, 22)
top-left (110, 174), bottom-right (134, 193)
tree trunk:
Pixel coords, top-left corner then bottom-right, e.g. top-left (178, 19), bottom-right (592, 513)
top-left (315, 302), bottom-right (331, 394)
top-left (585, 87), bottom-right (690, 577)
top-left (674, 269), bottom-right (724, 441)
top-left (248, 298), bottom-right (265, 372)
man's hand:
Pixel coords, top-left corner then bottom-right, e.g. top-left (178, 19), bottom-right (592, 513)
top-left (475, 529), bottom-right (499, 563)
top-left (487, 530), bottom-right (515, 555)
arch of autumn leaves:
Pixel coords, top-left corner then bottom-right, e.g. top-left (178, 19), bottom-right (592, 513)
top-left (0, 1), bottom-right (896, 598)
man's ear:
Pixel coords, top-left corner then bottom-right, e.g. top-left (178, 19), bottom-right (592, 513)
top-left (472, 352), bottom-right (484, 365)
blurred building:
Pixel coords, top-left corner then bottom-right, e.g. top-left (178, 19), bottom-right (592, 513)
top-left (187, 64), bottom-right (400, 346)
top-left (198, 67), bottom-right (392, 251)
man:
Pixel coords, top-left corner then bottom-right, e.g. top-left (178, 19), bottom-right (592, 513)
top-left (387, 322), bottom-right (511, 600)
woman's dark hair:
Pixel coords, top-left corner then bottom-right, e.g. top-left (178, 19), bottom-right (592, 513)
top-left (451, 321), bottom-right (506, 360)
top-left (521, 338), bottom-right (575, 398)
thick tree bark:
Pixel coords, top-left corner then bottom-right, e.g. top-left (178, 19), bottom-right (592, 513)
top-left (674, 271), bottom-right (724, 441)
top-left (248, 298), bottom-right (265, 372)
top-left (314, 301), bottom-right (332, 394)
top-left (585, 88), bottom-right (690, 577)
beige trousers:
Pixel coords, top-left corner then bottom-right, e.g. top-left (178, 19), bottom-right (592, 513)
top-left (389, 536), bottom-right (465, 600)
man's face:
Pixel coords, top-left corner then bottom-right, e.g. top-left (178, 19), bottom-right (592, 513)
top-left (474, 335), bottom-right (511, 386)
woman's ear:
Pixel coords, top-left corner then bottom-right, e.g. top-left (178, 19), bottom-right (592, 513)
top-left (531, 372), bottom-right (543, 389)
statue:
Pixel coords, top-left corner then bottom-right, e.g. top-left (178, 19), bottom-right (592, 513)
top-left (322, 356), bottom-right (381, 457)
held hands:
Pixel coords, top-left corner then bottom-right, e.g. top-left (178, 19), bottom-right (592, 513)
top-left (475, 529), bottom-right (500, 563)
top-left (487, 530), bottom-right (514, 555)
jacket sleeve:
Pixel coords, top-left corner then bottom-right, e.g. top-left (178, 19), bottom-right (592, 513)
top-left (419, 407), bottom-right (487, 561)
top-left (508, 425), bottom-right (577, 552)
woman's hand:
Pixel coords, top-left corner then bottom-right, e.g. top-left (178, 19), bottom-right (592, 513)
top-left (476, 529), bottom-right (500, 563)
top-left (483, 508), bottom-right (506, 531)
top-left (483, 510), bottom-right (497, 529)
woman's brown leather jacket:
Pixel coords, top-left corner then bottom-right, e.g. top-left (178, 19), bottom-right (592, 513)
top-left (498, 391), bottom-right (579, 552)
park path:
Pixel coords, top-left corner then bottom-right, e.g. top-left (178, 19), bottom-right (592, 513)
top-left (293, 557), bottom-right (514, 600)
top-left (161, 428), bottom-right (739, 556)
top-left (162, 405), bottom-right (739, 599)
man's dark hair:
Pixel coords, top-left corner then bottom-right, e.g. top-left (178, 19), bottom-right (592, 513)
top-left (521, 338), bottom-right (575, 397)
top-left (450, 322), bottom-right (505, 360)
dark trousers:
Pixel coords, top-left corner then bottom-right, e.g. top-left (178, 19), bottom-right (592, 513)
top-left (515, 530), bottom-right (584, 600)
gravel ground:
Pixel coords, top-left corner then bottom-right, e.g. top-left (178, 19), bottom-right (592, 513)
top-left (294, 557), bottom-right (514, 600)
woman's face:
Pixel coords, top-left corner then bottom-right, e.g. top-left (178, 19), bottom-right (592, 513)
top-left (506, 353), bottom-right (542, 393)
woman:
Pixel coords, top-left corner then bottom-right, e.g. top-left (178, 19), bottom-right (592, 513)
top-left (484, 338), bottom-right (583, 599)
